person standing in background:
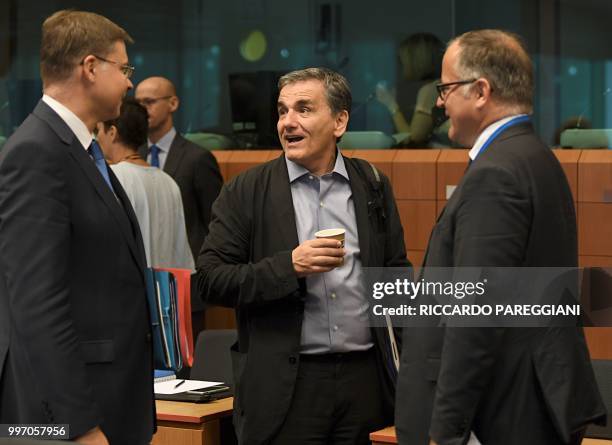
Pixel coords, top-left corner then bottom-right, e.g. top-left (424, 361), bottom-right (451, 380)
top-left (376, 33), bottom-right (449, 146)
top-left (97, 97), bottom-right (194, 271)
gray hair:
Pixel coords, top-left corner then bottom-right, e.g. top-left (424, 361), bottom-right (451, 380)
top-left (278, 67), bottom-right (352, 115)
top-left (450, 29), bottom-right (533, 112)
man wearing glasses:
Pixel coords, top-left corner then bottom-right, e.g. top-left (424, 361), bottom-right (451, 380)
top-left (395, 29), bottom-right (605, 445)
top-left (135, 77), bottom-right (223, 338)
top-left (0, 10), bottom-right (154, 445)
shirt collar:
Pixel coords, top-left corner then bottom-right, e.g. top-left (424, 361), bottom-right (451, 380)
top-left (286, 148), bottom-right (349, 182)
top-left (469, 114), bottom-right (527, 160)
top-left (42, 94), bottom-right (93, 150)
top-left (148, 127), bottom-right (176, 152)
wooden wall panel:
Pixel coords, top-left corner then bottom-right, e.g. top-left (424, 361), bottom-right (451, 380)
top-left (579, 203), bottom-right (612, 256)
top-left (226, 150), bottom-right (273, 180)
top-left (348, 150), bottom-right (397, 183)
top-left (392, 150), bottom-right (439, 200)
top-left (578, 150), bottom-right (612, 202)
top-left (436, 150), bottom-right (469, 201)
top-left (396, 200), bottom-right (437, 251)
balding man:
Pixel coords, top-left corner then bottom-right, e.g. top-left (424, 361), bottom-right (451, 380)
top-left (395, 29), bottom-right (605, 445)
top-left (136, 77), bottom-right (223, 335)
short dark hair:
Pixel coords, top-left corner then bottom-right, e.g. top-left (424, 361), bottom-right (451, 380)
top-left (399, 33), bottom-right (443, 81)
top-left (41, 10), bottom-right (133, 85)
top-left (103, 97), bottom-right (148, 149)
top-left (451, 29), bottom-right (533, 111)
top-left (278, 67), bottom-right (352, 115)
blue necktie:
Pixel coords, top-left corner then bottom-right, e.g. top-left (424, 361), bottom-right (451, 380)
top-left (150, 144), bottom-right (160, 168)
top-left (88, 140), bottom-right (114, 192)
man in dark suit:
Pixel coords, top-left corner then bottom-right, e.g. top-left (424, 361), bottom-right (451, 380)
top-left (136, 76), bottom-right (223, 335)
top-left (0, 10), bottom-right (154, 445)
top-left (395, 29), bottom-right (606, 445)
top-left (197, 67), bottom-right (410, 445)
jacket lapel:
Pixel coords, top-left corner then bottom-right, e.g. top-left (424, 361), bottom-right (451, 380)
top-left (68, 143), bottom-right (146, 276)
top-left (344, 158), bottom-right (371, 267)
top-left (33, 101), bottom-right (146, 276)
top-left (163, 133), bottom-right (186, 177)
top-left (269, 155), bottom-right (300, 249)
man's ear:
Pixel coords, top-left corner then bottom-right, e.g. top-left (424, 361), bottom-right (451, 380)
top-left (110, 125), bottom-right (119, 143)
top-left (474, 78), bottom-right (492, 109)
top-left (81, 55), bottom-right (97, 82)
top-left (168, 95), bottom-right (179, 113)
top-left (333, 110), bottom-right (349, 139)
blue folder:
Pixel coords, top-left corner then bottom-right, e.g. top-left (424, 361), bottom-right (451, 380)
top-left (145, 269), bottom-right (182, 371)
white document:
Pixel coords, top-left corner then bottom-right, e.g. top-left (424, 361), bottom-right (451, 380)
top-left (154, 379), bottom-right (223, 394)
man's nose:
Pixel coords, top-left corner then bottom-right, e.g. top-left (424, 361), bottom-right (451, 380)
top-left (283, 109), bottom-right (299, 127)
top-left (436, 96), bottom-right (444, 108)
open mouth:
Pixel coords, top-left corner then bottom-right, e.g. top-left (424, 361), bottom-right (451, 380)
top-left (285, 135), bottom-right (305, 144)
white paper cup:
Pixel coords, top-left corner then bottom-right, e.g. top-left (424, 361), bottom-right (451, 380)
top-left (315, 228), bottom-right (345, 265)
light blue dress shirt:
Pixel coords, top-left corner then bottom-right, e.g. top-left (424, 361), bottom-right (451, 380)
top-left (146, 127), bottom-right (177, 170)
top-left (286, 151), bottom-right (373, 354)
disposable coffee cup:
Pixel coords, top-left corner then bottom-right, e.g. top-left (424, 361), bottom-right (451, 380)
top-left (315, 228), bottom-right (346, 265)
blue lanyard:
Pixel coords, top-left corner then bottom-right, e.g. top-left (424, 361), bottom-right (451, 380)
top-left (474, 115), bottom-right (531, 161)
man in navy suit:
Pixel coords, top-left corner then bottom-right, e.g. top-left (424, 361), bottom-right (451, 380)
top-left (395, 29), bottom-right (605, 445)
top-left (0, 10), bottom-right (154, 445)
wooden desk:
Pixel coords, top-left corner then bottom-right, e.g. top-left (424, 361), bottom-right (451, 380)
top-left (152, 397), bottom-right (233, 445)
top-left (370, 426), bottom-right (612, 444)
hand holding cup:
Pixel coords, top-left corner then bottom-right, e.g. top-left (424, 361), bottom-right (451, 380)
top-left (292, 228), bottom-right (346, 277)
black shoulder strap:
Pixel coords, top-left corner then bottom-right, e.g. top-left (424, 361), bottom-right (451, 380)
top-left (351, 158), bottom-right (386, 220)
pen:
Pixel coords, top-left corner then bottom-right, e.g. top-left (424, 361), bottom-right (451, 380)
top-left (174, 379), bottom-right (185, 389)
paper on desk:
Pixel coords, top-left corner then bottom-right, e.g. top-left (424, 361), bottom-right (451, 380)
top-left (154, 379), bottom-right (223, 394)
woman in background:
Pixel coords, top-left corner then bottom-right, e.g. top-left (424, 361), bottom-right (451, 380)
top-left (376, 32), bottom-right (446, 146)
top-left (97, 98), bottom-right (194, 271)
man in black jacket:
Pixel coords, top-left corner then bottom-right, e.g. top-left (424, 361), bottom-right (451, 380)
top-left (198, 67), bottom-right (410, 445)
top-left (395, 29), bottom-right (606, 445)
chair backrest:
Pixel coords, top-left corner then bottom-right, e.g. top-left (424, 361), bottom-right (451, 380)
top-left (586, 359), bottom-right (612, 439)
top-left (190, 329), bottom-right (237, 387)
top-left (184, 132), bottom-right (235, 150)
top-left (560, 129), bottom-right (612, 149)
top-left (338, 131), bottom-right (395, 150)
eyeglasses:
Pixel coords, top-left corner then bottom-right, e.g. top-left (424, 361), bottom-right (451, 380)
top-left (89, 54), bottom-right (135, 79)
top-left (136, 96), bottom-right (173, 107)
top-left (435, 79), bottom-right (477, 101)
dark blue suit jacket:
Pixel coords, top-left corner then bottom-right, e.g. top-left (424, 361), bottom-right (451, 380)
top-left (395, 123), bottom-right (606, 445)
top-left (0, 101), bottom-right (155, 444)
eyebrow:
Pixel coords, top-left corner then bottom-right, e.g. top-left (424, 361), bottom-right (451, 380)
top-left (277, 98), bottom-right (315, 108)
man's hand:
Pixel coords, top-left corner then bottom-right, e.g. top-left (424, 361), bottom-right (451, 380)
top-left (292, 238), bottom-right (345, 277)
top-left (75, 427), bottom-right (109, 445)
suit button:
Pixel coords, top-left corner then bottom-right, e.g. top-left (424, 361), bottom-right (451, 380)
top-left (289, 356), bottom-right (297, 365)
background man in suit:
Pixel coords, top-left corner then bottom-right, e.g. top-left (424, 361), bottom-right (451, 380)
top-left (395, 29), bottom-right (605, 445)
top-left (198, 67), bottom-right (410, 445)
top-left (0, 10), bottom-right (154, 445)
top-left (136, 76), bottom-right (223, 337)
